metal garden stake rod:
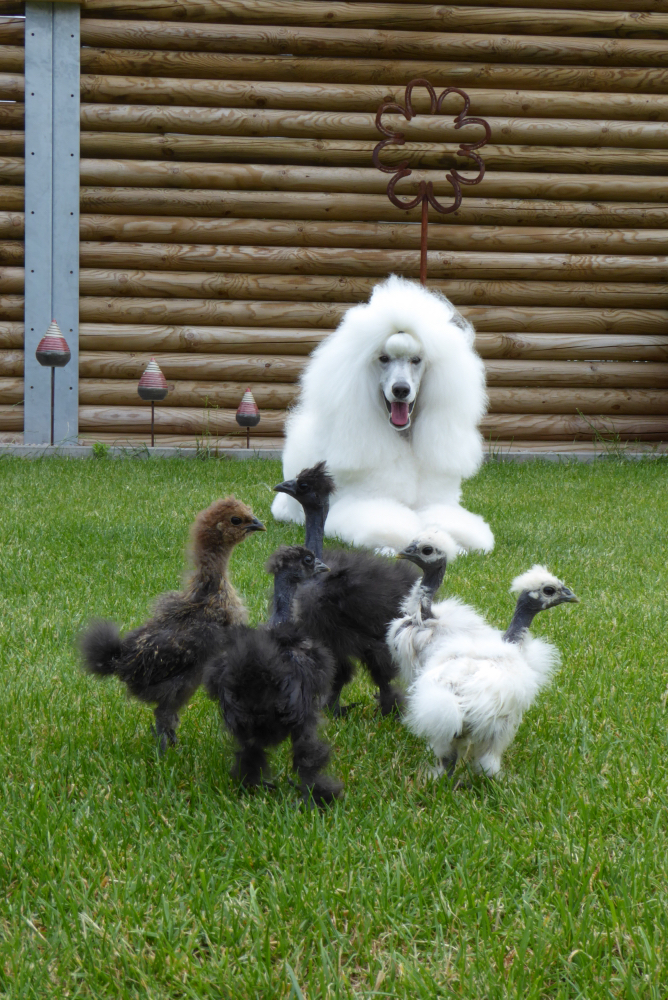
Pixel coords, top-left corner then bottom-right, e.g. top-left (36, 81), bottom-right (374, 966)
top-left (35, 319), bottom-right (71, 446)
top-left (373, 80), bottom-right (491, 286)
top-left (138, 358), bottom-right (169, 447)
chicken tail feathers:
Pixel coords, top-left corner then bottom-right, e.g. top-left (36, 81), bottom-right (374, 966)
top-left (79, 619), bottom-right (122, 677)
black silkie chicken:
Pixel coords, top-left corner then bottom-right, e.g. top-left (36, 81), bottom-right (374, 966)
top-left (273, 463), bottom-right (418, 715)
top-left (79, 497), bottom-right (265, 753)
top-left (204, 545), bottom-right (344, 806)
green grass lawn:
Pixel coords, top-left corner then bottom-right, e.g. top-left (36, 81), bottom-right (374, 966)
top-left (0, 455), bottom-right (666, 999)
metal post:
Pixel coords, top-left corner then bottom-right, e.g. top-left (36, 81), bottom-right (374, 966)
top-left (24, 3), bottom-right (80, 445)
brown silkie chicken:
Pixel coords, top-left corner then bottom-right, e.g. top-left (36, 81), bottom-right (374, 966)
top-left (79, 497), bottom-right (265, 753)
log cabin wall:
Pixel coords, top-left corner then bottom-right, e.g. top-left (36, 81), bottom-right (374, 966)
top-left (0, 0), bottom-right (667, 451)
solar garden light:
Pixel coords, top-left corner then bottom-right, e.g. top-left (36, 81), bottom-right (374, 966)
top-left (235, 387), bottom-right (260, 449)
top-left (35, 319), bottom-right (71, 446)
top-left (138, 358), bottom-right (169, 447)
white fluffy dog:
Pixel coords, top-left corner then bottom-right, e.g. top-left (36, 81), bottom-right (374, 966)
top-left (271, 275), bottom-right (494, 555)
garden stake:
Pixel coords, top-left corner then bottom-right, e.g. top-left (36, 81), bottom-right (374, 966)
top-left (373, 80), bottom-right (491, 285)
top-left (35, 319), bottom-right (71, 446)
top-left (235, 387), bottom-right (261, 448)
top-left (138, 358), bottom-right (169, 447)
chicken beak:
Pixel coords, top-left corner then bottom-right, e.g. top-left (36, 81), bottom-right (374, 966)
top-left (245, 517), bottom-right (266, 533)
top-left (560, 586), bottom-right (579, 603)
top-left (313, 558), bottom-right (330, 575)
top-left (273, 478), bottom-right (297, 499)
top-left (398, 542), bottom-right (419, 562)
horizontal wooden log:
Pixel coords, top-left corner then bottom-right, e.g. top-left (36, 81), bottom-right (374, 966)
top-left (78, 105), bottom-right (668, 150)
top-left (78, 297), bottom-right (343, 328)
top-left (0, 72), bottom-right (22, 102)
top-left (78, 404), bottom-right (286, 435)
top-left (77, 304), bottom-right (668, 339)
top-left (77, 244), bottom-right (668, 280)
top-left (74, 266), bottom-right (668, 306)
top-left (79, 378), bottom-right (298, 408)
top-left (77, 20), bottom-right (668, 67)
top-left (0, 295), bottom-right (23, 320)
top-left (76, 325), bottom-right (668, 361)
top-left (0, 266), bottom-right (22, 293)
top-left (79, 351), bottom-right (306, 382)
top-left (0, 130), bottom-right (23, 155)
top-left (479, 413), bottom-right (668, 439)
top-left (77, 162), bottom-right (668, 203)
top-left (0, 20), bottom-right (24, 47)
top-left (79, 76), bottom-right (668, 122)
top-left (78, 296), bottom-right (668, 332)
top-left (0, 155), bottom-right (22, 183)
top-left (0, 376), bottom-right (21, 403)
top-left (477, 333), bottom-right (668, 361)
top-left (0, 349), bottom-right (23, 376)
top-left (76, 218), bottom-right (668, 255)
top-left (77, 2), bottom-right (668, 37)
top-left (485, 440), bottom-right (668, 453)
top-left (77, 132), bottom-right (668, 173)
top-left (77, 191), bottom-right (668, 228)
top-left (76, 380), bottom-right (668, 416)
top-left (484, 361), bottom-right (668, 388)
top-left (78, 49), bottom-right (668, 94)
top-left (0, 47), bottom-right (23, 74)
top-left (487, 387), bottom-right (668, 414)
top-left (0, 186), bottom-right (23, 211)
top-left (76, 431), bottom-right (281, 449)
top-left (0, 320), bottom-right (22, 347)
top-left (0, 105), bottom-right (23, 130)
top-left (0, 401), bottom-right (22, 430)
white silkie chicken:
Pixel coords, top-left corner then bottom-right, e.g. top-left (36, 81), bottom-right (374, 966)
top-left (386, 529), bottom-right (490, 687)
top-left (397, 551), bottom-right (579, 782)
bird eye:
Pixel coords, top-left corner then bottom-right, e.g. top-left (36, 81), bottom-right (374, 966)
top-left (304, 553), bottom-right (313, 564)
top-left (297, 481), bottom-right (308, 492)
top-left (379, 355), bottom-right (390, 363)
top-left (230, 516), bottom-right (242, 525)
top-left (411, 356), bottom-right (422, 365)
top-left (543, 586), bottom-right (556, 596)
top-left (421, 545), bottom-right (434, 555)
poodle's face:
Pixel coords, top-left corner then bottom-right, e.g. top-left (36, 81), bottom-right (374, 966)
top-left (376, 332), bottom-right (425, 430)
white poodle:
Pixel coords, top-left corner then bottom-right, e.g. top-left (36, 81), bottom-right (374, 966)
top-left (271, 275), bottom-right (493, 555)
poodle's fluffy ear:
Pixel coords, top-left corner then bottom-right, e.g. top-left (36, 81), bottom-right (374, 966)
top-left (281, 276), bottom-right (487, 480)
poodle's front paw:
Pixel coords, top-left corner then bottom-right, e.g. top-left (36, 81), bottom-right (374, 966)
top-left (374, 546), bottom-right (398, 558)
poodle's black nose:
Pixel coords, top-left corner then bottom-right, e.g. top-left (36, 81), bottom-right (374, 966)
top-left (392, 382), bottom-right (410, 400)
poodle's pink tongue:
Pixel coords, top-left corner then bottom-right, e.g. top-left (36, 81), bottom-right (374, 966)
top-left (390, 401), bottom-right (409, 426)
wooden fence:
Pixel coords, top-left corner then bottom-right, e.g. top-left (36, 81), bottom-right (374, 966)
top-left (1, 0), bottom-right (668, 451)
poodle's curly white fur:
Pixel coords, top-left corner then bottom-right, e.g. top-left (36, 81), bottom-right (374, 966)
top-left (271, 276), bottom-right (494, 554)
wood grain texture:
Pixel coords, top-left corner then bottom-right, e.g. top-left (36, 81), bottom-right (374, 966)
top-left (78, 377), bottom-right (298, 408)
top-left (0, 321), bottom-right (22, 347)
top-left (78, 50), bottom-right (668, 94)
top-left (0, 349), bottom-right (24, 376)
top-left (78, 350), bottom-right (307, 382)
top-left (77, 20), bottom-right (668, 67)
top-left (78, 296), bottom-right (344, 327)
top-left (479, 413), bottom-right (668, 439)
top-left (78, 105), bottom-right (668, 149)
top-left (476, 333), bottom-right (668, 361)
top-left (78, 323), bottom-right (325, 354)
top-left (77, 243), bottom-right (668, 280)
top-left (0, 242), bottom-right (22, 266)
top-left (0, 156), bottom-right (22, 182)
top-left (484, 361), bottom-right (668, 387)
top-left (77, 2), bottom-right (668, 37)
top-left (0, 375), bottom-right (21, 402)
top-left (0, 186), bottom-right (22, 212)
top-left (0, 73), bottom-right (22, 102)
top-left (0, 266), bottom-right (22, 293)
top-left (0, 20), bottom-right (24, 46)
top-left (0, 130), bottom-right (24, 155)
top-left (0, 47), bottom-right (23, 74)
top-left (487, 387), bottom-right (668, 414)
top-left (77, 161), bottom-right (668, 202)
top-left (0, 402), bottom-right (22, 430)
top-left (79, 76), bottom-right (668, 122)
top-left (74, 265), bottom-right (668, 306)
top-left (78, 404), bottom-right (286, 435)
top-left (76, 431), bottom-right (281, 448)
top-left (0, 295), bottom-right (23, 320)
top-left (76, 191), bottom-right (668, 228)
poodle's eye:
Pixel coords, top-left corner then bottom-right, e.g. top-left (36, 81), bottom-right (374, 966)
top-left (421, 545), bottom-right (434, 556)
top-left (543, 586), bottom-right (556, 596)
top-left (411, 356), bottom-right (422, 365)
top-left (379, 355), bottom-right (390, 363)
top-left (230, 516), bottom-right (242, 525)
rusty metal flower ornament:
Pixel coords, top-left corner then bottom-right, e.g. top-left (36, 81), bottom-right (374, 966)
top-left (373, 79), bottom-right (491, 283)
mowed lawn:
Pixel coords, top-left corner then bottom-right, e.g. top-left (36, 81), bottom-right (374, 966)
top-left (0, 455), bottom-right (666, 999)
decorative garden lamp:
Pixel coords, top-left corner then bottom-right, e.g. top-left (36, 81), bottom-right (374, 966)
top-left (35, 319), bottom-right (71, 446)
top-left (138, 358), bottom-right (169, 447)
top-left (235, 387), bottom-right (261, 449)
